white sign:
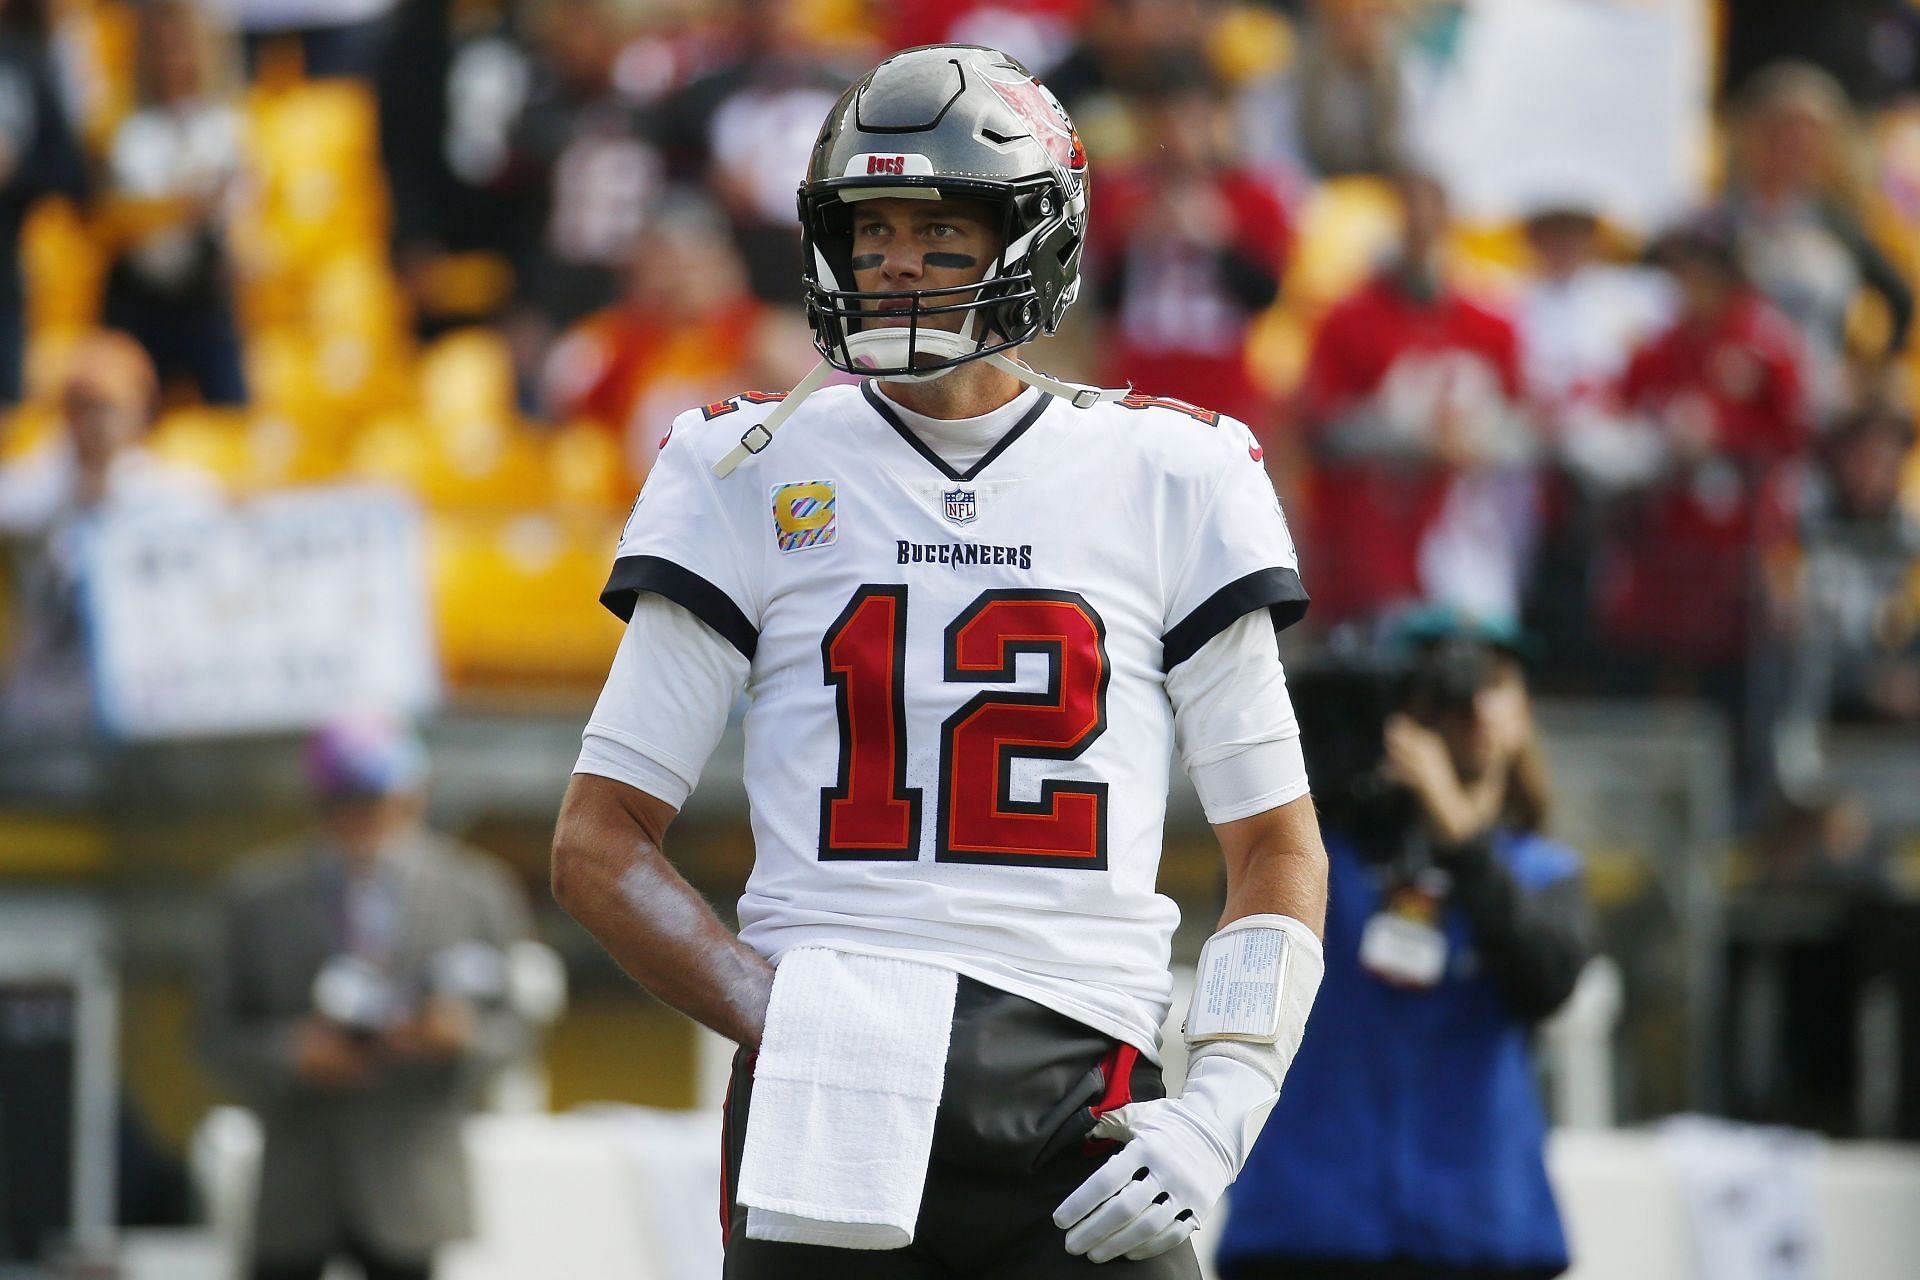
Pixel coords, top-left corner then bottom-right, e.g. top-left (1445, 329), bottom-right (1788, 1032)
top-left (81, 486), bottom-right (439, 739)
top-left (1413, 0), bottom-right (1712, 233)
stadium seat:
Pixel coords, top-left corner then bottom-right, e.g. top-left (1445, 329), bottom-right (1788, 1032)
top-left (0, 404), bottom-right (60, 462)
top-left (428, 511), bottom-right (624, 685)
top-left (242, 81), bottom-right (388, 262)
top-left (1281, 175), bottom-right (1402, 314)
top-left (145, 409), bottom-right (251, 489)
top-left (20, 200), bottom-right (105, 338)
top-left (548, 421), bottom-right (632, 510)
top-left (419, 331), bottom-right (518, 427)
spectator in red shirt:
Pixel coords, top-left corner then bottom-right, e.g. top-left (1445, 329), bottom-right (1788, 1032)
top-left (1597, 221), bottom-right (1812, 673)
top-left (1295, 170), bottom-right (1537, 627)
top-left (1087, 57), bottom-right (1291, 433)
top-left (540, 198), bottom-right (815, 482)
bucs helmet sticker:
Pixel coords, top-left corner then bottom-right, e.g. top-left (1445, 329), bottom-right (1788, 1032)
top-left (843, 152), bottom-right (935, 177)
top-left (772, 480), bottom-right (837, 553)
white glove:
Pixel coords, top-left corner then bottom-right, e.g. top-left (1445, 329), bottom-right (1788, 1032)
top-left (1052, 1052), bottom-right (1278, 1262)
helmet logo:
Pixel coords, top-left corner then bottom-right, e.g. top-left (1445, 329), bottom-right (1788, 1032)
top-left (980, 69), bottom-right (1084, 174)
top-left (843, 152), bottom-right (934, 178)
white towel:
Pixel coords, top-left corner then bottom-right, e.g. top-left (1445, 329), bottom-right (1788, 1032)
top-left (737, 947), bottom-right (958, 1250)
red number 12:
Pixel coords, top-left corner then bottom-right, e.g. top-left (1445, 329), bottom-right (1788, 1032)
top-left (819, 586), bottom-right (1109, 869)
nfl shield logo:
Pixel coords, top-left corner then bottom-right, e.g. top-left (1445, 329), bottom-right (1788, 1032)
top-left (943, 488), bottom-right (977, 526)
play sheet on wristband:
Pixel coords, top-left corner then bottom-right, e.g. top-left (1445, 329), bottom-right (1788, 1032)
top-left (1188, 927), bottom-right (1290, 1041)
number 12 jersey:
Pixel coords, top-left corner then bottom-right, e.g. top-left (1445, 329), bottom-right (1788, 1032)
top-left (587, 381), bottom-right (1308, 1054)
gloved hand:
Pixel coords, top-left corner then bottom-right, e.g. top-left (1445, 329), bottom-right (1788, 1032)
top-left (1052, 1051), bottom-right (1278, 1262)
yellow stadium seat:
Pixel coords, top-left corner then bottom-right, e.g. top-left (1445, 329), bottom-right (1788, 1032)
top-left (548, 421), bottom-right (632, 511)
top-left (1, 404), bottom-right (61, 461)
top-left (1283, 175), bottom-right (1401, 314)
top-left (346, 408), bottom-right (552, 512)
top-left (412, 251), bottom-right (516, 321)
top-left (309, 252), bottom-right (407, 336)
top-left (1207, 4), bottom-right (1296, 86)
top-left (243, 326), bottom-right (322, 420)
top-left (419, 329), bottom-right (518, 426)
top-left (1447, 222), bottom-right (1532, 302)
top-left (242, 80), bottom-right (389, 262)
top-left (346, 410), bottom-right (437, 492)
top-left (1244, 306), bottom-right (1313, 402)
top-left (429, 510), bottom-right (624, 686)
top-left (145, 408), bottom-right (249, 488)
top-left (20, 200), bottom-right (105, 335)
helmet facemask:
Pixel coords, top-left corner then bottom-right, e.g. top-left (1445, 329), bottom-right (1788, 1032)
top-left (801, 176), bottom-right (1073, 383)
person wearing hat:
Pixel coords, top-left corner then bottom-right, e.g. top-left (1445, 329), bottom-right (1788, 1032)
top-left (199, 713), bottom-right (534, 1280)
top-left (1216, 607), bottom-right (1593, 1279)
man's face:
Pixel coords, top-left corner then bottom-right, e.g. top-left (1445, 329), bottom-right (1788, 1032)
top-left (1397, 174), bottom-right (1449, 262)
top-left (1672, 254), bottom-right (1737, 323)
top-left (63, 380), bottom-right (147, 471)
top-left (1526, 214), bottom-right (1598, 278)
top-left (848, 196), bottom-right (1004, 333)
top-left (321, 791), bottom-right (427, 868)
top-left (1410, 654), bottom-right (1524, 784)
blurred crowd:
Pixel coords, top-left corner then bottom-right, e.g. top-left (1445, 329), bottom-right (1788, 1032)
top-left (0, 0), bottom-right (1918, 833)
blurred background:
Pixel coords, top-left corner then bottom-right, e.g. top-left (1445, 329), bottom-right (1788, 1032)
top-left (1, 0), bottom-right (1918, 1277)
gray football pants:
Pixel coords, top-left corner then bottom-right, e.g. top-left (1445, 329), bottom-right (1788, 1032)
top-left (721, 975), bottom-right (1202, 1278)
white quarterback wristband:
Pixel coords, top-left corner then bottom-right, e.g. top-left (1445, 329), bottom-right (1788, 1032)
top-left (1183, 913), bottom-right (1324, 1090)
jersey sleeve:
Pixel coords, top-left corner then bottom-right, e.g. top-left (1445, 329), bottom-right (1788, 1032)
top-left (1162, 416), bottom-right (1310, 671)
top-left (1168, 609), bottom-right (1310, 824)
top-left (576, 593), bottom-right (749, 808)
top-left (599, 408), bottom-right (762, 660)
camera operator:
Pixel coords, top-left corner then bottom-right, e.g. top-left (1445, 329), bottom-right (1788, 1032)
top-left (1216, 609), bottom-right (1593, 1280)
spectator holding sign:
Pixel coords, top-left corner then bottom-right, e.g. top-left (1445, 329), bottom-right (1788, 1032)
top-left (0, 331), bottom-right (213, 738)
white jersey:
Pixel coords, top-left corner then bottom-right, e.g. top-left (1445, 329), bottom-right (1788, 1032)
top-left (598, 381), bottom-right (1308, 1053)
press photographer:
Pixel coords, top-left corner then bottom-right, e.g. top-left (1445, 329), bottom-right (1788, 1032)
top-left (1217, 608), bottom-right (1594, 1280)
top-left (199, 714), bottom-right (533, 1280)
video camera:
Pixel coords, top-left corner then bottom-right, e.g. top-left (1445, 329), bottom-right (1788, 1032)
top-left (1291, 637), bottom-right (1499, 852)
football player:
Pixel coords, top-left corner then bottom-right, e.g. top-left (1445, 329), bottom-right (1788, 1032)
top-left (552, 44), bottom-right (1328, 1277)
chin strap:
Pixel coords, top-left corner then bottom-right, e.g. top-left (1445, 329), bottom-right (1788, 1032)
top-left (713, 359), bottom-right (835, 478)
top-left (984, 353), bottom-right (1130, 409)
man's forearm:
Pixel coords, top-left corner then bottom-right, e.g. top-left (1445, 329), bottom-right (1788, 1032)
top-left (1217, 795), bottom-right (1329, 936)
top-left (552, 775), bottom-right (774, 1048)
